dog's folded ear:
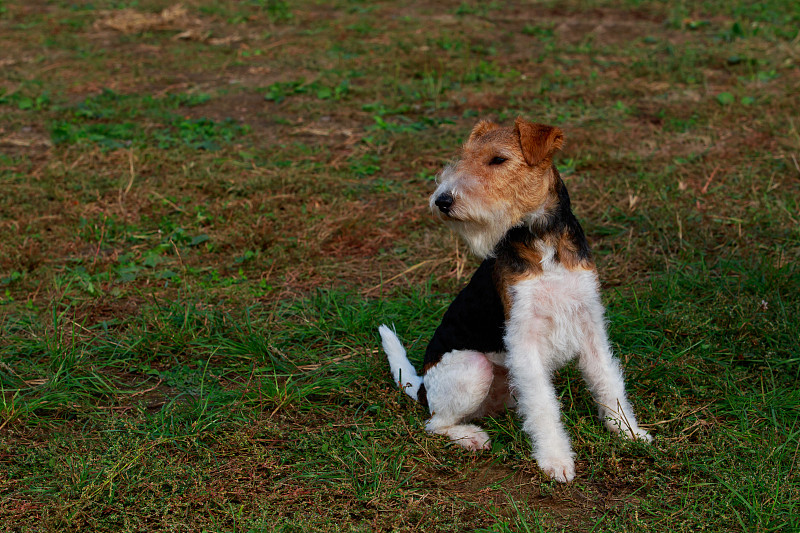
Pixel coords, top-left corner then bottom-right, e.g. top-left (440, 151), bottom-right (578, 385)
top-left (468, 119), bottom-right (501, 143)
top-left (514, 117), bottom-right (564, 166)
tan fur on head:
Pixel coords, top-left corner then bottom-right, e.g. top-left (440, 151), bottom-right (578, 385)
top-left (430, 118), bottom-right (565, 258)
top-left (468, 120), bottom-right (501, 143)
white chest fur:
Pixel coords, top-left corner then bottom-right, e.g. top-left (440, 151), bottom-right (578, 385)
top-left (504, 260), bottom-right (604, 371)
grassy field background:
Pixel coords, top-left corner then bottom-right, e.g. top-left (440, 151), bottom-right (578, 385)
top-left (1, 0), bottom-right (798, 531)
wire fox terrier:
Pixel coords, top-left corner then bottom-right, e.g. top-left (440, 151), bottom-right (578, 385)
top-left (379, 118), bottom-right (651, 482)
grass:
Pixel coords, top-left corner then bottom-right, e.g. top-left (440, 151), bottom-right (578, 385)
top-left (1, 0), bottom-right (799, 530)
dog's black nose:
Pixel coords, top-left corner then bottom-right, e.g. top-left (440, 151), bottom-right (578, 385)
top-left (435, 192), bottom-right (454, 213)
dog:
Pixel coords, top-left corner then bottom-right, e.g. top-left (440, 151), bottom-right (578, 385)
top-left (378, 117), bottom-right (651, 483)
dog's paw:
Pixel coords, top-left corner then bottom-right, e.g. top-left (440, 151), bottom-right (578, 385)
top-left (452, 426), bottom-right (491, 451)
top-left (537, 456), bottom-right (576, 483)
top-left (625, 427), bottom-right (653, 443)
top-left (605, 418), bottom-right (653, 443)
top-left (458, 435), bottom-right (491, 451)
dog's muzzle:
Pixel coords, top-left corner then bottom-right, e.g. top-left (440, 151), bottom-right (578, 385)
top-left (434, 192), bottom-right (454, 214)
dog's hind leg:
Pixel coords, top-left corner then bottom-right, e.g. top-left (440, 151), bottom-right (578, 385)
top-left (423, 350), bottom-right (494, 451)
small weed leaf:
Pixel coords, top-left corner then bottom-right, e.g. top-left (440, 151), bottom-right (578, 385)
top-left (264, 79), bottom-right (349, 103)
top-left (51, 121), bottom-right (136, 149)
top-left (0, 89), bottom-right (50, 111)
top-left (348, 153), bottom-right (381, 177)
top-left (684, 19), bottom-right (711, 30)
top-left (0, 90), bottom-right (51, 111)
top-left (315, 80), bottom-right (350, 100)
top-left (155, 118), bottom-right (249, 151)
top-left (371, 115), bottom-right (424, 133)
top-left (362, 102), bottom-right (411, 116)
top-left (716, 92), bottom-right (735, 106)
top-left (756, 69), bottom-right (779, 82)
top-left (116, 263), bottom-right (141, 283)
top-left (264, 80), bottom-right (304, 103)
top-left (1, 271), bottom-right (23, 285)
top-left (463, 60), bottom-right (504, 83)
top-left (369, 114), bottom-right (455, 134)
top-left (522, 24), bottom-right (555, 39)
top-left (721, 21), bottom-right (745, 42)
top-left (189, 234), bottom-right (210, 247)
top-left (250, 0), bottom-right (292, 23)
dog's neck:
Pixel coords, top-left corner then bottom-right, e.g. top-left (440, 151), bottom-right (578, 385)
top-left (492, 170), bottom-right (593, 272)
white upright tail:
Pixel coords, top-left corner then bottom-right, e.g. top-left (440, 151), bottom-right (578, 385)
top-left (378, 325), bottom-right (423, 401)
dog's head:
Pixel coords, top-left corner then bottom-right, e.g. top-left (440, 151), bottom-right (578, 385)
top-left (430, 117), bottom-right (564, 257)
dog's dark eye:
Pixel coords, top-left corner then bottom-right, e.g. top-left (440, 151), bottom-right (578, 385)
top-left (488, 156), bottom-right (507, 165)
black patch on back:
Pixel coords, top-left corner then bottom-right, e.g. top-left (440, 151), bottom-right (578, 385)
top-left (423, 259), bottom-right (506, 371)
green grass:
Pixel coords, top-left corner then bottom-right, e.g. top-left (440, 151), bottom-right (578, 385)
top-left (1, 0), bottom-right (799, 530)
top-left (47, 89), bottom-right (247, 150)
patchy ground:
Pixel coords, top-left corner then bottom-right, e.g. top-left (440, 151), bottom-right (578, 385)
top-left (0, 0), bottom-right (798, 531)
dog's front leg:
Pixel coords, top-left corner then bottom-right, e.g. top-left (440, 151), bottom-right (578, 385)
top-left (506, 341), bottom-right (576, 482)
top-left (577, 305), bottom-right (652, 442)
